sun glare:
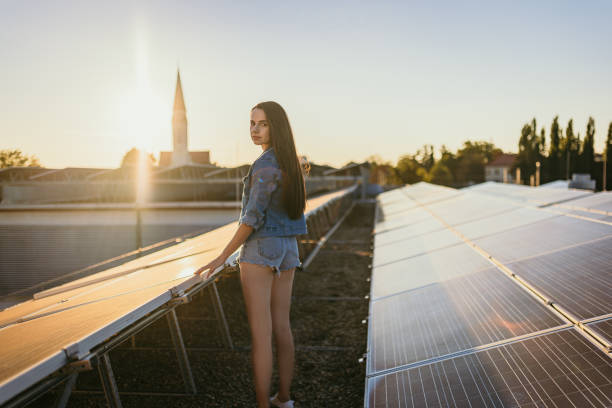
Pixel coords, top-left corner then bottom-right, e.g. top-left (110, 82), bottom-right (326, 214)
top-left (117, 86), bottom-right (168, 153)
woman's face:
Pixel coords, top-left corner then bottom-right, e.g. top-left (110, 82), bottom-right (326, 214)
top-left (250, 108), bottom-right (270, 149)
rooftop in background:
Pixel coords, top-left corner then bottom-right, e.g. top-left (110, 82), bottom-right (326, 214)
top-left (487, 153), bottom-right (516, 167)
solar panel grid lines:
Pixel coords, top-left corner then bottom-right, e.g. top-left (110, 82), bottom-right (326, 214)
top-left (368, 267), bottom-right (567, 375)
top-left (414, 191), bottom-right (612, 358)
top-left (366, 183), bottom-right (612, 408)
top-left (505, 235), bottom-right (612, 321)
top-left (379, 201), bottom-right (420, 216)
top-left (2, 187), bottom-right (355, 328)
top-left (454, 207), bottom-right (560, 241)
top-left (0, 283), bottom-right (177, 405)
top-left (542, 207), bottom-right (612, 227)
top-left (373, 229), bottom-right (462, 265)
top-left (401, 190), bottom-right (462, 207)
top-left (0, 244), bottom-right (224, 329)
top-left (586, 318), bottom-right (612, 350)
top-left (371, 244), bottom-right (495, 300)
top-left (424, 193), bottom-right (520, 227)
top-left (0, 186), bottom-right (359, 405)
top-left (373, 214), bottom-right (442, 236)
top-left (378, 207), bottom-right (427, 223)
top-left (366, 329), bottom-right (612, 408)
top-left (472, 216), bottom-right (612, 264)
top-left (557, 205), bottom-right (612, 217)
top-left (30, 221), bottom-right (238, 301)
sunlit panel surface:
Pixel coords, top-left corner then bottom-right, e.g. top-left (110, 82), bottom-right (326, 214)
top-left (374, 210), bottom-right (439, 235)
top-left (473, 215), bottom-right (612, 264)
top-left (506, 236), bottom-right (612, 321)
top-left (367, 329), bottom-right (612, 408)
top-left (368, 268), bottom-right (566, 375)
top-left (373, 229), bottom-right (462, 266)
top-left (587, 318), bottom-right (612, 345)
top-left (427, 193), bottom-right (519, 226)
top-left (373, 219), bottom-right (449, 249)
top-left (368, 182), bottom-right (612, 408)
top-left (371, 244), bottom-right (493, 299)
top-left (455, 207), bottom-right (558, 240)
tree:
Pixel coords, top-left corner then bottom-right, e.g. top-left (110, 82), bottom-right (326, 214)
top-left (454, 141), bottom-right (502, 184)
top-left (396, 154), bottom-right (425, 184)
top-left (548, 116), bottom-right (561, 180)
top-left (366, 155), bottom-right (401, 185)
top-left (437, 145), bottom-right (458, 183)
top-left (514, 119), bottom-right (544, 184)
top-left (563, 119), bottom-right (580, 179)
top-left (580, 117), bottom-right (595, 175)
top-left (415, 144), bottom-right (435, 172)
top-left (120, 148), bottom-right (157, 168)
top-left (427, 161), bottom-right (453, 186)
top-left (0, 149), bottom-right (41, 168)
top-left (605, 122), bottom-right (612, 190)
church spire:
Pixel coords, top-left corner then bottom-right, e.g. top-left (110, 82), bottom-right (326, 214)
top-left (173, 70), bottom-right (186, 113)
top-left (171, 69), bottom-right (189, 166)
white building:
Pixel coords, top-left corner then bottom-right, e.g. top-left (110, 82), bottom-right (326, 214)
top-left (485, 154), bottom-right (516, 183)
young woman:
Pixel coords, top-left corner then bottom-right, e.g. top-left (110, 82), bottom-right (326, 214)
top-left (195, 101), bottom-right (307, 408)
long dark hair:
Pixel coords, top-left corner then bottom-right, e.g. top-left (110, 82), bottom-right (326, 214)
top-left (252, 101), bottom-right (307, 219)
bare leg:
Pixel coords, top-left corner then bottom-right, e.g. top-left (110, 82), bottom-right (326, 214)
top-left (240, 262), bottom-right (275, 408)
top-left (271, 268), bottom-right (295, 403)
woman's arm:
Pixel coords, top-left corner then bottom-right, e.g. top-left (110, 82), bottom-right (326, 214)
top-left (194, 223), bottom-right (254, 279)
top-left (194, 165), bottom-right (280, 279)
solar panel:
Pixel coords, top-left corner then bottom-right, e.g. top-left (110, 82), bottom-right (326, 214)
top-left (554, 191), bottom-right (612, 214)
top-left (379, 200), bottom-right (420, 217)
top-left (473, 215), bottom-right (612, 264)
top-left (371, 243), bottom-right (494, 299)
top-left (367, 328), bottom-right (612, 407)
top-left (368, 268), bottom-right (567, 375)
top-left (506, 236), bottom-right (612, 321)
top-left (374, 211), bottom-right (440, 235)
top-left (587, 318), bottom-right (612, 345)
top-left (560, 209), bottom-right (612, 221)
top-left (426, 193), bottom-right (519, 226)
top-left (464, 182), bottom-right (593, 206)
top-left (404, 188), bottom-right (461, 205)
top-left (400, 182), bottom-right (450, 199)
top-left (373, 229), bottom-right (462, 267)
top-left (0, 282), bottom-right (177, 403)
top-left (373, 218), bottom-right (449, 249)
top-left (455, 207), bottom-right (558, 240)
top-left (0, 186), bottom-right (358, 405)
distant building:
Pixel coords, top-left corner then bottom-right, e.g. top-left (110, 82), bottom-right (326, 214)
top-left (485, 153), bottom-right (516, 183)
top-left (158, 71), bottom-right (210, 167)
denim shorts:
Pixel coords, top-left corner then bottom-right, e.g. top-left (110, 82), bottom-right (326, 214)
top-left (238, 236), bottom-right (301, 278)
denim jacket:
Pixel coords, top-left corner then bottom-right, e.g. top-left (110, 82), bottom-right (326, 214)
top-left (239, 148), bottom-right (307, 240)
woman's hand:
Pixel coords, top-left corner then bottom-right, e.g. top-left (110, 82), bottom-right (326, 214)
top-left (194, 254), bottom-right (227, 280)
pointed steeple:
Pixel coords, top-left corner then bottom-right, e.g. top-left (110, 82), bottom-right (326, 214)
top-left (173, 70), bottom-right (186, 113)
top-left (171, 69), bottom-right (189, 166)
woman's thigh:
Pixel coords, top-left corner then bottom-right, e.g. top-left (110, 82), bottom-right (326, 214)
top-left (240, 262), bottom-right (275, 330)
top-left (271, 268), bottom-right (295, 331)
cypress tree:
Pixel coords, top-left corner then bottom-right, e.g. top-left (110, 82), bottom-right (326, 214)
top-left (580, 117), bottom-right (595, 176)
top-left (549, 116), bottom-right (561, 180)
top-left (565, 119), bottom-right (579, 179)
top-left (605, 122), bottom-right (612, 190)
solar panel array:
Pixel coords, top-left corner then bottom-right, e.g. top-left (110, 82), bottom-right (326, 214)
top-left (0, 186), bottom-right (357, 405)
top-left (366, 182), bottom-right (612, 407)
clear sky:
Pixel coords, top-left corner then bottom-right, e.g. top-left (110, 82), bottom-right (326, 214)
top-left (1, 0), bottom-right (611, 169)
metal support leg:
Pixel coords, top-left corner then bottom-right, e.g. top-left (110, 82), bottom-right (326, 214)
top-left (97, 353), bottom-right (123, 408)
top-left (56, 372), bottom-right (78, 408)
top-left (166, 309), bottom-right (197, 395)
top-left (209, 281), bottom-right (234, 349)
